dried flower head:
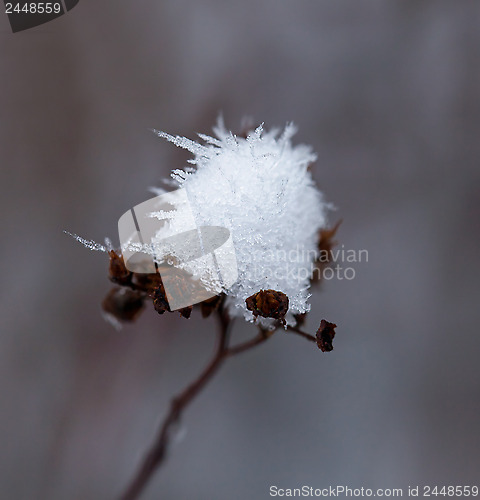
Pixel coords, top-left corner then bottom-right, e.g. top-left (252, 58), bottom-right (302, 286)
top-left (67, 120), bottom-right (340, 499)
top-left (245, 289), bottom-right (289, 323)
top-left (68, 120), bottom-right (332, 327)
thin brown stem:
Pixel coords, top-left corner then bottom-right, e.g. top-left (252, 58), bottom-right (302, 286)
top-left (286, 325), bottom-right (317, 343)
top-left (119, 311), bottom-right (272, 500)
top-left (226, 331), bottom-right (272, 356)
top-left (120, 313), bottom-right (230, 500)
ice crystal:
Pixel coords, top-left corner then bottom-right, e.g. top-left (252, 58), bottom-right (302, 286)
top-left (152, 119), bottom-right (329, 326)
top-left (68, 120), bottom-right (330, 327)
top-left (64, 231), bottom-right (108, 252)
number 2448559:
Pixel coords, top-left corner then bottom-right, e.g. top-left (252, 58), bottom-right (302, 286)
top-left (5, 3), bottom-right (62, 14)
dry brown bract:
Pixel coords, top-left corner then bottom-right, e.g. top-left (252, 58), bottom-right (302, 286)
top-left (316, 319), bottom-right (337, 352)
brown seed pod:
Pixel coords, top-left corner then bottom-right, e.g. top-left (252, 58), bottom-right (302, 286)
top-left (245, 289), bottom-right (289, 321)
top-left (317, 220), bottom-right (342, 264)
top-left (315, 319), bottom-right (337, 352)
top-left (108, 250), bottom-right (132, 285)
top-left (150, 265), bottom-right (214, 318)
top-left (151, 282), bottom-right (170, 315)
top-left (178, 306), bottom-right (193, 319)
top-left (133, 272), bottom-right (162, 293)
top-left (311, 220), bottom-right (342, 284)
top-left (102, 287), bottom-right (144, 322)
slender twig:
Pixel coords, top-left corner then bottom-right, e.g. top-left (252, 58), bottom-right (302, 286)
top-left (286, 325), bottom-right (316, 343)
top-left (118, 314), bottom-right (316, 499)
top-left (226, 331), bottom-right (272, 356)
top-left (119, 311), bottom-right (272, 500)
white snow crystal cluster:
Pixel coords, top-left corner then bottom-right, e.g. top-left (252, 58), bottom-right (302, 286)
top-left (152, 119), bottom-right (329, 325)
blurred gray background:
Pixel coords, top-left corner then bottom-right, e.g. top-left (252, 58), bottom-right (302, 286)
top-left (1, 1), bottom-right (479, 499)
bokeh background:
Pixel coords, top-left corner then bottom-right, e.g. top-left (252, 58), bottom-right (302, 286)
top-left (1, 1), bottom-right (480, 499)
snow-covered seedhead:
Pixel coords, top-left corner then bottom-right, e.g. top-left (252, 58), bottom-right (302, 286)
top-left (152, 120), bottom-right (329, 326)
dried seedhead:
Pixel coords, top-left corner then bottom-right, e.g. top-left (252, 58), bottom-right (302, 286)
top-left (316, 319), bottom-right (337, 352)
top-left (245, 289), bottom-right (289, 323)
top-left (70, 120), bottom-right (343, 500)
